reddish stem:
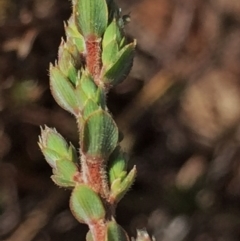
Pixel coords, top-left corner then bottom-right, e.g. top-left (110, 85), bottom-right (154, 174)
top-left (80, 156), bottom-right (111, 241)
top-left (81, 156), bottom-right (109, 199)
top-left (89, 220), bottom-right (106, 241)
top-left (86, 35), bottom-right (102, 84)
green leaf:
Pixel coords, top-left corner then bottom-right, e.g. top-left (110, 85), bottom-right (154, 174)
top-left (81, 110), bottom-right (118, 158)
top-left (75, 0), bottom-right (108, 37)
top-left (54, 159), bottom-right (79, 181)
top-left (49, 65), bottom-right (78, 115)
top-left (102, 42), bottom-right (135, 86)
top-left (106, 221), bottom-right (129, 241)
top-left (68, 144), bottom-right (79, 164)
top-left (58, 42), bottom-right (78, 85)
top-left (51, 176), bottom-right (76, 187)
top-left (39, 126), bottom-right (78, 168)
top-left (75, 82), bottom-right (88, 110)
top-left (40, 148), bottom-right (62, 168)
top-left (75, 72), bottom-right (99, 110)
top-left (39, 127), bottom-right (79, 188)
top-left (102, 20), bottom-right (122, 48)
top-left (95, 87), bottom-right (106, 109)
top-left (80, 72), bottom-right (98, 98)
top-left (52, 159), bottom-right (79, 187)
top-left (70, 184), bottom-right (105, 223)
top-left (110, 166), bottom-right (136, 203)
top-left (119, 37), bottom-right (126, 49)
top-left (65, 16), bottom-right (85, 53)
top-left (102, 40), bottom-right (119, 67)
top-left (108, 147), bottom-right (127, 184)
top-left (83, 99), bottom-right (100, 119)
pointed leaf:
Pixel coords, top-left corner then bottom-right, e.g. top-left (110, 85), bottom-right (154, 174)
top-left (50, 65), bottom-right (78, 115)
top-left (65, 16), bottom-right (85, 53)
top-left (58, 43), bottom-right (78, 85)
top-left (95, 87), bottom-right (106, 109)
top-left (102, 20), bottom-right (122, 48)
top-left (103, 42), bottom-right (135, 86)
top-left (39, 126), bottom-right (78, 168)
top-left (102, 40), bottom-right (119, 66)
top-left (69, 144), bottom-right (79, 164)
top-left (83, 99), bottom-right (100, 119)
top-left (108, 147), bottom-right (127, 184)
top-left (52, 159), bottom-right (79, 187)
top-left (40, 148), bottom-right (62, 168)
top-left (75, 0), bottom-right (108, 37)
top-left (76, 82), bottom-right (88, 110)
top-left (75, 72), bottom-right (99, 110)
top-left (65, 40), bottom-right (82, 69)
top-left (70, 184), bottom-right (105, 223)
top-left (80, 72), bottom-right (98, 98)
top-left (110, 166), bottom-right (136, 203)
top-left (106, 221), bottom-right (129, 241)
top-left (81, 110), bottom-right (118, 158)
top-left (52, 175), bottom-right (76, 187)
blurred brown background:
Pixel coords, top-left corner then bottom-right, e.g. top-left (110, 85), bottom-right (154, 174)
top-left (1, 0), bottom-right (240, 240)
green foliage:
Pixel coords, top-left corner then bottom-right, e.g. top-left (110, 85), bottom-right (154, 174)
top-left (106, 221), bottom-right (130, 241)
top-left (81, 110), bottom-right (118, 158)
top-left (102, 42), bottom-right (135, 86)
top-left (49, 65), bottom-right (79, 115)
top-left (110, 166), bottom-right (136, 203)
top-left (39, 126), bottom-right (78, 169)
top-left (75, 0), bottom-right (108, 37)
top-left (39, 126), bottom-right (79, 187)
top-left (39, 0), bottom-right (136, 240)
top-left (108, 148), bottom-right (128, 184)
top-left (70, 184), bottom-right (106, 223)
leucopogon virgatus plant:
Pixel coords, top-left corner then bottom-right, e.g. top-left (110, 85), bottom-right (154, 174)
top-left (37, 0), bottom-right (150, 241)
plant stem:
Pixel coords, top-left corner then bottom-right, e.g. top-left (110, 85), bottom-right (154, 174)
top-left (81, 156), bottom-right (109, 198)
top-left (39, 0), bottom-right (137, 240)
